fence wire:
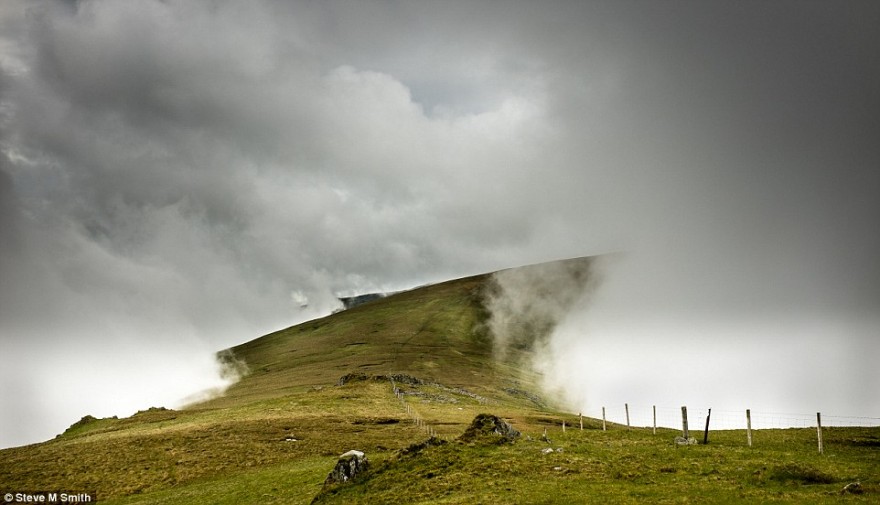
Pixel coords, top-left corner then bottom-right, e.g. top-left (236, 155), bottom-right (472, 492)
top-left (586, 404), bottom-right (880, 431)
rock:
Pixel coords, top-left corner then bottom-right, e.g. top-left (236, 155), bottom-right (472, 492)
top-left (459, 414), bottom-right (521, 444)
top-left (323, 450), bottom-right (369, 486)
top-left (674, 436), bottom-right (697, 446)
top-left (542, 447), bottom-right (554, 454)
top-left (336, 373), bottom-right (369, 386)
top-left (387, 373), bottom-right (425, 386)
top-left (841, 482), bottom-right (863, 495)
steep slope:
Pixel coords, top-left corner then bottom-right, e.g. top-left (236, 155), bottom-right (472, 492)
top-left (205, 270), bottom-right (542, 409)
top-left (0, 263), bottom-right (555, 503)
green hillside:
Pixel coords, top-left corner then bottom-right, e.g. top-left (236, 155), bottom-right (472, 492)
top-left (1, 257), bottom-right (878, 504)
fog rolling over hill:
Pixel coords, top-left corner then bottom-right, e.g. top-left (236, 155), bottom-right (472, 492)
top-left (485, 257), bottom-right (599, 361)
top-left (3, 256), bottom-right (878, 504)
top-left (480, 255), bottom-right (880, 422)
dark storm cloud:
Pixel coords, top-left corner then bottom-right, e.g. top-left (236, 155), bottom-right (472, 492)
top-left (1, 0), bottom-right (878, 446)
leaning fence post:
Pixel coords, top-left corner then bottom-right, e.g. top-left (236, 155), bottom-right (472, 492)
top-left (703, 408), bottom-right (712, 444)
top-left (602, 407), bottom-right (607, 431)
top-left (817, 412), bottom-right (824, 454)
top-left (681, 406), bottom-right (689, 440)
top-left (746, 409), bottom-right (752, 447)
top-left (625, 403), bottom-right (630, 428)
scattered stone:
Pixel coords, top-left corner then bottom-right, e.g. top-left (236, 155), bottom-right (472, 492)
top-left (542, 447), bottom-right (554, 455)
top-left (555, 447), bottom-right (564, 453)
top-left (674, 436), bottom-right (697, 446)
top-left (841, 482), bottom-right (863, 495)
top-left (323, 450), bottom-right (369, 486)
top-left (553, 466), bottom-right (563, 471)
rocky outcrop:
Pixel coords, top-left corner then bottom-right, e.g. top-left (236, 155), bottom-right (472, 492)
top-left (336, 373), bottom-right (370, 386)
top-left (459, 414), bottom-right (520, 444)
top-left (323, 450), bottom-right (369, 486)
top-left (338, 372), bottom-right (425, 387)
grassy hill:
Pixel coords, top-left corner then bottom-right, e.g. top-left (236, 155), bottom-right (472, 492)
top-left (2, 257), bottom-right (878, 503)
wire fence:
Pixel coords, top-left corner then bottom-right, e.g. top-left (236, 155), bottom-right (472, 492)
top-left (588, 404), bottom-right (880, 431)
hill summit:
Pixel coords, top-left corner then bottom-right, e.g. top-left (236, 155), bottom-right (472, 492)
top-left (215, 255), bottom-right (595, 407)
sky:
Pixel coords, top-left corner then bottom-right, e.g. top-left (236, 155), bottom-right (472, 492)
top-left (1, 0), bottom-right (878, 447)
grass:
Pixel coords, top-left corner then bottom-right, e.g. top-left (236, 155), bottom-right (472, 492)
top-left (313, 423), bottom-right (880, 504)
top-left (2, 258), bottom-right (878, 503)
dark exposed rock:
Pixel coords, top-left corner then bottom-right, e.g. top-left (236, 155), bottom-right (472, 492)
top-left (339, 372), bottom-right (426, 387)
top-left (459, 414), bottom-right (520, 444)
top-left (336, 373), bottom-right (370, 386)
top-left (386, 373), bottom-right (425, 386)
top-left (338, 293), bottom-right (388, 310)
top-left (323, 450), bottom-right (369, 487)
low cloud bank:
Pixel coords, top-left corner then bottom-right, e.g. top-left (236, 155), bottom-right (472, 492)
top-left (487, 254), bottom-right (880, 423)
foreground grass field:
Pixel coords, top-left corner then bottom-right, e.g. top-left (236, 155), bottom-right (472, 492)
top-left (2, 258), bottom-right (877, 503)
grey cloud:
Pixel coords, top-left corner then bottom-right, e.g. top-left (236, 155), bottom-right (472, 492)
top-left (1, 0), bottom-right (878, 446)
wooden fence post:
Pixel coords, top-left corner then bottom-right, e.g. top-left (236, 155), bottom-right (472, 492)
top-left (602, 407), bottom-right (607, 431)
top-left (703, 408), bottom-right (712, 444)
top-left (625, 403), bottom-right (630, 428)
top-left (562, 420), bottom-right (566, 433)
top-left (746, 409), bottom-right (752, 447)
top-left (816, 412), bottom-right (824, 454)
top-left (681, 406), bottom-right (689, 439)
top-left (579, 413), bottom-right (583, 431)
top-left (653, 405), bottom-right (657, 435)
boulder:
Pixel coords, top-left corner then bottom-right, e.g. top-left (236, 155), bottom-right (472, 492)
top-left (459, 414), bottom-right (520, 444)
top-left (323, 450), bottom-right (369, 486)
top-left (674, 436), bottom-right (697, 446)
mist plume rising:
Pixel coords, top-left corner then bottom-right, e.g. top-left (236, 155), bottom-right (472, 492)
top-left (484, 257), bottom-right (600, 366)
